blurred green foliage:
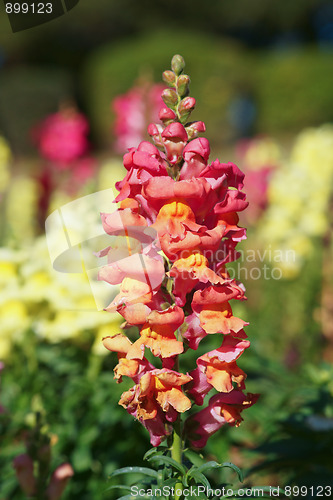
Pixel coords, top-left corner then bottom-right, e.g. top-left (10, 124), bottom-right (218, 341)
top-left (0, 333), bottom-right (149, 500)
top-left (250, 363), bottom-right (333, 493)
top-left (0, 67), bottom-right (73, 155)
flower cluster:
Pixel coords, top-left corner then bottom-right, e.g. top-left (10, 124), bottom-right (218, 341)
top-left (112, 82), bottom-right (165, 153)
top-left (258, 124), bottom-right (333, 277)
top-left (99, 56), bottom-right (258, 448)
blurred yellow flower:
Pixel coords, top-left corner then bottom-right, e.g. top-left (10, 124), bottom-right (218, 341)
top-left (5, 176), bottom-right (39, 244)
top-left (258, 124), bottom-right (333, 277)
top-left (0, 235), bottom-right (122, 360)
top-left (0, 136), bottom-right (11, 193)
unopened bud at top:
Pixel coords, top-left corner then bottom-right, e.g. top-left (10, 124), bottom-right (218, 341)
top-left (171, 54), bottom-right (185, 76)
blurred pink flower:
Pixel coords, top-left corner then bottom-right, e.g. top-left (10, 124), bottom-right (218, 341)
top-left (46, 463), bottom-right (74, 500)
top-left (112, 83), bottom-right (165, 153)
top-left (235, 136), bottom-right (281, 224)
top-left (33, 108), bottom-right (90, 167)
top-left (13, 454), bottom-right (36, 496)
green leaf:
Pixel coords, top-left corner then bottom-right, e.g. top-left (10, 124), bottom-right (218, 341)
top-left (109, 466), bottom-right (159, 479)
top-left (117, 495), bottom-right (151, 500)
top-left (186, 461), bottom-right (243, 487)
top-left (104, 484), bottom-right (133, 493)
top-left (183, 448), bottom-right (205, 467)
top-left (147, 455), bottom-right (187, 476)
top-left (221, 462), bottom-right (244, 483)
top-left (143, 446), bottom-right (165, 461)
top-left (187, 470), bottom-right (211, 490)
top-left (162, 477), bottom-right (179, 488)
top-left (191, 460), bottom-right (221, 475)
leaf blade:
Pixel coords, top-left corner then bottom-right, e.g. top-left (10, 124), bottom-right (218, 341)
top-left (109, 466), bottom-right (160, 479)
top-left (147, 455), bottom-right (187, 476)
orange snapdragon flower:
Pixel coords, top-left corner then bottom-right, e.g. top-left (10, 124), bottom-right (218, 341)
top-left (120, 369), bottom-right (192, 420)
top-left (127, 306), bottom-right (184, 359)
top-left (98, 55), bottom-right (258, 449)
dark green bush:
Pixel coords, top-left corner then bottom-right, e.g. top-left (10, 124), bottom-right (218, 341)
top-left (82, 30), bottom-right (333, 149)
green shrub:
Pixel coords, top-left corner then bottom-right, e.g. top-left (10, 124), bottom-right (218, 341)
top-left (82, 31), bottom-right (333, 149)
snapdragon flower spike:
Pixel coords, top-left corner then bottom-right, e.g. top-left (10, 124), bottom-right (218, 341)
top-left (98, 54), bottom-right (258, 448)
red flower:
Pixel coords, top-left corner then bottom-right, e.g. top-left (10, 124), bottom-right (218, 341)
top-left (115, 141), bottom-right (168, 202)
top-left (186, 390), bottom-right (259, 448)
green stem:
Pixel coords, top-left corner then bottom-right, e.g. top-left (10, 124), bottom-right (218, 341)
top-left (171, 415), bottom-right (183, 500)
top-left (170, 354), bottom-right (183, 500)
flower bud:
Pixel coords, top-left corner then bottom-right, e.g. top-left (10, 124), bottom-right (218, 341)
top-left (161, 88), bottom-right (178, 109)
top-left (161, 122), bottom-right (188, 142)
top-left (162, 70), bottom-right (176, 86)
top-left (161, 123), bottom-right (188, 165)
top-left (176, 75), bottom-right (190, 97)
top-left (147, 123), bottom-right (160, 137)
top-left (147, 123), bottom-right (164, 148)
top-left (186, 121), bottom-right (206, 139)
top-left (179, 97), bottom-right (196, 111)
top-left (177, 97), bottom-right (196, 123)
top-left (171, 54), bottom-right (185, 76)
top-left (159, 107), bottom-right (177, 123)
